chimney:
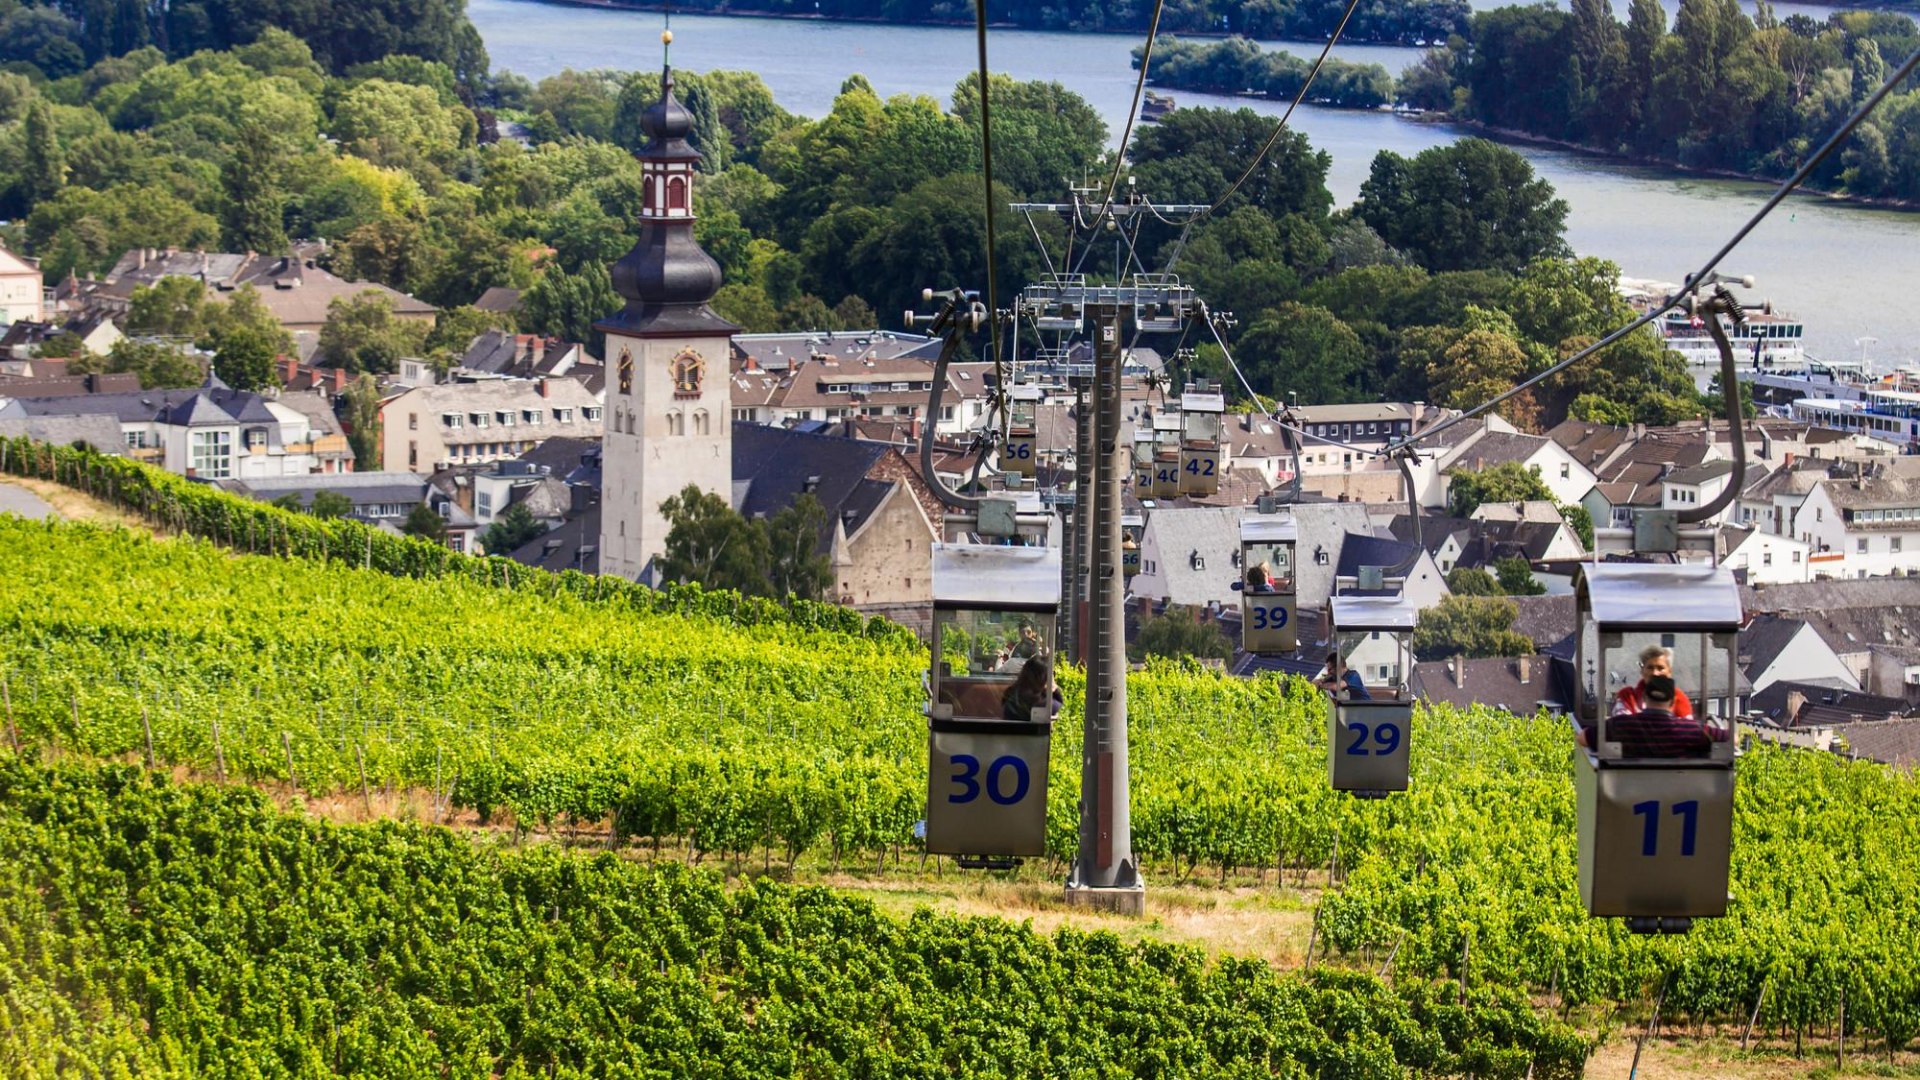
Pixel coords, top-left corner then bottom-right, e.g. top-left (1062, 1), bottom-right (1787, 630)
top-left (136, 249), bottom-right (146, 270)
top-left (1454, 653), bottom-right (1466, 689)
top-left (330, 369), bottom-right (347, 393)
top-left (538, 377), bottom-right (550, 399)
top-left (1518, 655), bottom-right (1531, 683)
top-left (1784, 451), bottom-right (1795, 468)
top-left (1786, 689), bottom-right (1808, 725)
top-left (282, 357), bottom-right (298, 383)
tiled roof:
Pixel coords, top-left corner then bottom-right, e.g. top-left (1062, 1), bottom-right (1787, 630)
top-left (1410, 654), bottom-right (1572, 715)
top-left (1831, 717), bottom-right (1920, 766)
top-left (1448, 431), bottom-right (1549, 471)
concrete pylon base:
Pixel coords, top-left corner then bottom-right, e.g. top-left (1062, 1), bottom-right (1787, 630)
top-left (1064, 880), bottom-right (1147, 917)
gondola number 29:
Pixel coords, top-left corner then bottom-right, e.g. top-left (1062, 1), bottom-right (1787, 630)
top-left (1342, 721), bottom-right (1402, 756)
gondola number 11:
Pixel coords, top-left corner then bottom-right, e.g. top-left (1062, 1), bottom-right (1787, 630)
top-left (1632, 799), bottom-right (1699, 856)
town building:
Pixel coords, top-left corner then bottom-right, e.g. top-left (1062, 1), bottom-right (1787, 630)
top-left (380, 378), bottom-right (603, 474)
top-left (104, 247), bottom-right (436, 334)
top-left (0, 244), bottom-right (47, 327)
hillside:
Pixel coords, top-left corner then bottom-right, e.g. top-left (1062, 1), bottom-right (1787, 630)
top-left (3, 510), bottom-right (1920, 1052)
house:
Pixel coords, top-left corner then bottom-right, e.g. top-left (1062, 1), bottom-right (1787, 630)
top-left (1290, 402), bottom-right (1416, 474)
top-left (1745, 577), bottom-right (1920, 686)
top-left (0, 244), bottom-right (47, 326)
top-left (1739, 614), bottom-right (1858, 695)
top-left (1661, 459), bottom-right (1738, 524)
top-left (1717, 525), bottom-right (1812, 584)
top-left (2, 376), bottom-right (351, 478)
top-left (223, 471), bottom-right (479, 551)
top-left (105, 248), bottom-right (437, 334)
top-left (1797, 469), bottom-right (1920, 578)
top-left (470, 460), bottom-right (574, 528)
top-left (1438, 429), bottom-right (1596, 508)
top-left (454, 330), bottom-right (592, 381)
top-left (472, 287), bottom-right (523, 316)
top-left (1333, 532), bottom-right (1449, 609)
top-left (0, 414), bottom-right (128, 454)
top-left (1129, 503), bottom-right (1375, 617)
top-left (381, 378), bottom-right (604, 475)
top-left (1411, 654), bottom-right (1570, 716)
top-left (0, 368), bottom-right (143, 399)
top-left (1863, 645), bottom-right (1920, 703)
top-left (1749, 679), bottom-right (1909, 727)
top-left (1830, 718), bottom-right (1920, 767)
top-left (725, 331), bottom-right (993, 438)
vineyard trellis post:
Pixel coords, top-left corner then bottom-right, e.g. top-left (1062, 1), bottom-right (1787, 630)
top-left (1836, 987), bottom-right (1845, 1071)
top-left (1742, 979), bottom-right (1767, 1050)
top-left (283, 731), bottom-right (298, 791)
top-left (356, 744), bottom-right (371, 817)
top-left (212, 718), bottom-right (227, 783)
top-left (3, 675), bottom-right (15, 753)
top-left (1629, 975), bottom-right (1669, 1080)
top-left (142, 707), bottom-right (153, 769)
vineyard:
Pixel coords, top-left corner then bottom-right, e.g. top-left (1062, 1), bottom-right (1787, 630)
top-left (5, 499), bottom-right (1920, 1057)
top-left (0, 758), bottom-right (1589, 1078)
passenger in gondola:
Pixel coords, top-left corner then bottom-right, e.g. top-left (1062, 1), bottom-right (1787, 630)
top-left (1002, 657), bottom-right (1062, 722)
top-left (1607, 675), bottom-right (1720, 758)
top-left (1010, 622), bottom-right (1042, 660)
top-left (1315, 652), bottom-right (1370, 701)
top-left (1611, 645), bottom-right (1695, 718)
top-left (1245, 563), bottom-right (1277, 594)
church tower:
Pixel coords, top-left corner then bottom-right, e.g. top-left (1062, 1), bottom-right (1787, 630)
top-left (596, 37), bottom-right (739, 581)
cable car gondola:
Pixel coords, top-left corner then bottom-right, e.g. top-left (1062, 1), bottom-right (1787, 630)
top-left (1002, 384), bottom-right (1041, 477)
top-left (1572, 562), bottom-right (1739, 932)
top-left (925, 541), bottom-right (1061, 860)
top-left (1151, 406), bottom-right (1182, 499)
top-left (1178, 383), bottom-right (1224, 496)
top-left (1325, 594), bottom-right (1416, 796)
top-left (1132, 431), bottom-right (1157, 500)
top-left (1237, 512), bottom-right (1297, 653)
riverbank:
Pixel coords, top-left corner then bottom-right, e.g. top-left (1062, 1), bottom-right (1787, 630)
top-left (503, 0), bottom-right (1440, 49)
top-left (1421, 114), bottom-right (1920, 216)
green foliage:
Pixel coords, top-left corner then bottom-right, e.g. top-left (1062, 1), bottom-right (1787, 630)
top-left (0, 757), bottom-right (1586, 1077)
top-left (318, 290), bottom-right (428, 374)
top-left (1130, 605), bottom-right (1234, 663)
top-left (1448, 462), bottom-right (1556, 518)
top-left (521, 263), bottom-right (616, 352)
top-left (480, 503), bottom-right (546, 555)
top-left (339, 373), bottom-right (383, 469)
top-left (210, 321), bottom-right (282, 392)
top-left (659, 483), bottom-right (767, 594)
top-left (1445, 566), bottom-right (1500, 596)
top-left (1561, 503), bottom-right (1595, 550)
top-left (218, 121), bottom-right (287, 253)
top-left (309, 490), bottom-right (353, 519)
top-left (402, 501), bottom-right (447, 543)
top-left (763, 493), bottom-right (834, 602)
top-left (1354, 140), bottom-right (1570, 273)
top-left (70, 338), bottom-right (201, 388)
top-left (1493, 556), bottom-right (1546, 596)
top-left (1149, 37), bottom-right (1399, 108)
top-left (1411, 594), bottom-right (1536, 660)
top-left (125, 275), bottom-right (206, 336)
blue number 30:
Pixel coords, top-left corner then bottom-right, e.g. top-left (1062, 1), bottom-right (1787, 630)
top-left (948, 754), bottom-right (1032, 806)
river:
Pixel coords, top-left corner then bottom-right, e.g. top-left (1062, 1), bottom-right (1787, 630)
top-left (470, 0), bottom-right (1920, 366)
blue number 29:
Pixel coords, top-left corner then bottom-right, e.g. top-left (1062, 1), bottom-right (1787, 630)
top-left (1343, 722), bottom-right (1401, 756)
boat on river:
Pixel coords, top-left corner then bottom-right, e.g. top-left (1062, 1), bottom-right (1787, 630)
top-left (1619, 276), bottom-right (1808, 386)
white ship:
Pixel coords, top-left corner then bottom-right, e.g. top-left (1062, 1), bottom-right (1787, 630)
top-left (1618, 277), bottom-right (1808, 387)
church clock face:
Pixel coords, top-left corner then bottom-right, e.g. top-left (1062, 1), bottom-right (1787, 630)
top-left (670, 348), bottom-right (705, 398)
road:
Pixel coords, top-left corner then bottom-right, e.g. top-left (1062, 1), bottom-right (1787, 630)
top-left (0, 483), bottom-right (54, 521)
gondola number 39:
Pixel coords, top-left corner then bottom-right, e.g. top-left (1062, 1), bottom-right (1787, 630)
top-left (1249, 605), bottom-right (1288, 630)
top-left (947, 754), bottom-right (1032, 805)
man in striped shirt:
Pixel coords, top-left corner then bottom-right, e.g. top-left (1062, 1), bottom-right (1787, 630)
top-left (1609, 675), bottom-right (1722, 759)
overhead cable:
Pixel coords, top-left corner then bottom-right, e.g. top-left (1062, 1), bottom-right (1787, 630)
top-left (1386, 43), bottom-right (1920, 457)
top-left (1085, 0), bottom-right (1169, 230)
top-left (1205, 0), bottom-right (1366, 216)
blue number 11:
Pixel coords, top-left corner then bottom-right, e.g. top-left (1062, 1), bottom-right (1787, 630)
top-left (1632, 799), bottom-right (1699, 856)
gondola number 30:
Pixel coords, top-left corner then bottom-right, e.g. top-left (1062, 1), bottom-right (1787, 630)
top-left (947, 754), bottom-right (1032, 805)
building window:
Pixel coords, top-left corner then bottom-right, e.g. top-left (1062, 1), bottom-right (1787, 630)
top-left (583, 407), bottom-right (601, 422)
top-left (190, 430), bottom-right (231, 478)
top-left (522, 409), bottom-right (539, 424)
top-left (1896, 537), bottom-right (1905, 554)
top-left (1793, 551), bottom-right (1802, 562)
top-left (554, 408), bottom-right (574, 424)
top-left (443, 413), bottom-right (462, 429)
top-left (668, 175), bottom-right (688, 210)
top-left (1858, 538), bottom-right (1869, 553)
top-left (478, 491), bottom-right (493, 517)
top-left (471, 412), bottom-right (488, 428)
top-left (618, 349), bottom-right (634, 396)
top-left (1762, 551), bottom-right (1773, 566)
top-left (408, 441), bottom-right (417, 467)
top-left (1560, 462), bottom-right (1570, 479)
top-left (497, 411), bottom-right (515, 427)
top-left (409, 413), bottom-right (418, 430)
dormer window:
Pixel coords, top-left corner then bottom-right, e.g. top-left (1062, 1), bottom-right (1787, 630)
top-left (1189, 550), bottom-right (1204, 571)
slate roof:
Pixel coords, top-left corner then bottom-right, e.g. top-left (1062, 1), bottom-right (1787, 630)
top-left (0, 415), bottom-right (127, 453)
top-left (1749, 679), bottom-right (1909, 726)
top-left (12, 385), bottom-right (277, 426)
top-left (1453, 520), bottom-right (1567, 568)
top-left (1335, 532), bottom-right (1423, 581)
top-left (106, 250), bottom-right (436, 326)
top-left (473, 287), bottom-right (523, 313)
top-left (1547, 419), bottom-right (1632, 471)
top-left (1383, 511), bottom-right (1470, 554)
top-left (733, 422), bottom-right (894, 554)
top-left (1135, 503), bottom-right (1374, 612)
top-left (508, 508), bottom-right (600, 574)
top-left (1508, 594), bottom-right (1576, 651)
top-left (1410, 654), bottom-right (1572, 715)
top-left (1744, 576), bottom-right (1920, 613)
top-left (1832, 717), bottom-right (1920, 766)
top-left (1666, 459), bottom-right (1737, 485)
top-left (225, 471), bottom-right (429, 508)
top-left (1739, 614), bottom-right (1811, 678)
top-left (515, 436), bottom-right (601, 485)
top-left (1819, 474), bottom-right (1920, 512)
top-left (1448, 431), bottom-right (1550, 472)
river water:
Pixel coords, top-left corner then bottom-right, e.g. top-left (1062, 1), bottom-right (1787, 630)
top-left (470, 0), bottom-right (1920, 365)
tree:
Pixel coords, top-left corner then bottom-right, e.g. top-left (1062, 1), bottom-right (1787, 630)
top-left (212, 323), bottom-right (282, 392)
top-left (309, 491), bottom-right (353, 519)
top-left (1429, 326), bottom-right (1542, 431)
top-left (481, 504), bottom-right (546, 555)
top-left (761, 494), bottom-right (832, 601)
top-left (1445, 567), bottom-right (1500, 596)
top-left (1235, 302), bottom-right (1370, 404)
top-left (658, 484), bottom-right (765, 594)
top-left (1448, 462), bottom-right (1555, 518)
top-left (1130, 606), bottom-right (1234, 663)
top-left (521, 264), bottom-right (616, 351)
top-left (340, 374), bottom-right (383, 469)
top-left (22, 98), bottom-right (66, 205)
top-left (1128, 106), bottom-right (1333, 222)
top-left (270, 492), bottom-right (304, 512)
top-left (220, 121), bottom-right (287, 254)
top-left (127, 277), bottom-right (208, 337)
top-left (318, 291), bottom-right (427, 374)
top-left (402, 503), bottom-right (448, 544)
top-left (70, 339), bottom-right (201, 388)
top-left (1494, 556), bottom-right (1547, 596)
top-left (1353, 140), bottom-right (1570, 272)
top-left (1411, 595), bottom-right (1536, 660)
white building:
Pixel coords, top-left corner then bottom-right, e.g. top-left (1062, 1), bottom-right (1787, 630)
top-left (595, 68), bottom-right (740, 581)
top-left (0, 245), bottom-right (46, 327)
top-left (1798, 473), bottom-right (1920, 579)
top-left (382, 378), bottom-right (603, 475)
